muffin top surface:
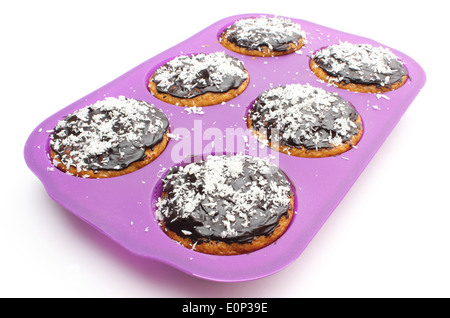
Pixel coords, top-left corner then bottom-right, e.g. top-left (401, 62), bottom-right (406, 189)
top-left (249, 84), bottom-right (360, 150)
top-left (50, 96), bottom-right (169, 172)
top-left (312, 42), bottom-right (408, 87)
top-left (222, 16), bottom-right (306, 52)
top-left (156, 154), bottom-right (293, 244)
top-left (151, 51), bottom-right (248, 99)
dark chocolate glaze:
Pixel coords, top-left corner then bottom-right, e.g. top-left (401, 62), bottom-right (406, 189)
top-left (224, 28), bottom-right (300, 52)
top-left (222, 17), bottom-right (304, 52)
top-left (157, 155), bottom-right (293, 244)
top-left (313, 44), bottom-right (408, 87)
top-left (50, 97), bottom-right (169, 172)
top-left (250, 84), bottom-right (361, 150)
top-left (152, 52), bottom-right (248, 99)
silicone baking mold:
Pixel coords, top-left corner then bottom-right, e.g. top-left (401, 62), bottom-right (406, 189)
top-left (24, 13), bottom-right (426, 282)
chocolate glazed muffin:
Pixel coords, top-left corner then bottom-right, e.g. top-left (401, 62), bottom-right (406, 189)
top-left (49, 96), bottom-right (170, 178)
top-left (156, 154), bottom-right (295, 255)
top-left (248, 84), bottom-right (363, 158)
top-left (220, 16), bottom-right (306, 57)
top-left (310, 42), bottom-right (408, 93)
top-left (149, 51), bottom-right (249, 107)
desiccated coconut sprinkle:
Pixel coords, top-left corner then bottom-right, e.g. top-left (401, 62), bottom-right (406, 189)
top-left (312, 41), bottom-right (407, 86)
top-left (223, 16), bottom-right (306, 52)
top-left (156, 154), bottom-right (293, 244)
top-left (250, 84), bottom-right (360, 150)
top-left (50, 96), bottom-right (169, 172)
top-left (152, 51), bottom-right (248, 98)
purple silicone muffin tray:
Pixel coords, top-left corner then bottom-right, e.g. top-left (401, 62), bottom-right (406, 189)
top-left (24, 13), bottom-right (426, 282)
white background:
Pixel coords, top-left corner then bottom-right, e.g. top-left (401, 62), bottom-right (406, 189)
top-left (2, 0), bottom-right (449, 297)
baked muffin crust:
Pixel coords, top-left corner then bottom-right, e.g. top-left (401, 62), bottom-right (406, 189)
top-left (248, 84), bottom-right (363, 157)
top-left (156, 154), bottom-right (294, 255)
top-left (310, 42), bottom-right (408, 93)
top-left (149, 52), bottom-right (249, 107)
top-left (220, 16), bottom-right (306, 57)
top-left (50, 96), bottom-right (169, 178)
